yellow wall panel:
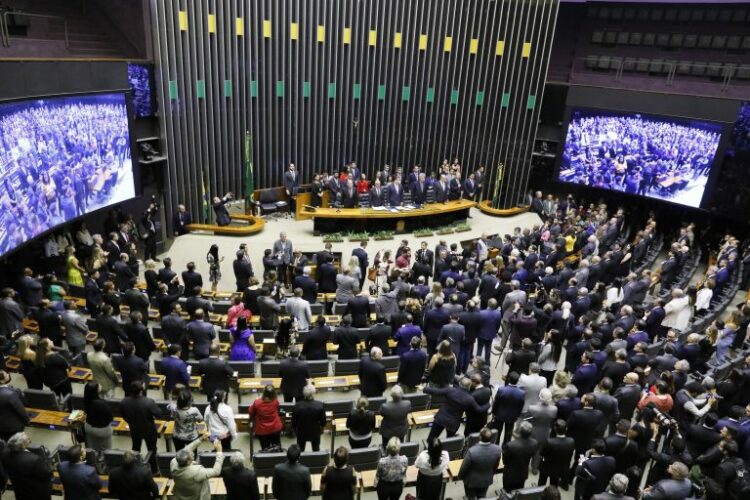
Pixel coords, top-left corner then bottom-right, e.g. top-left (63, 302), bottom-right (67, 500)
top-left (522, 42), bottom-right (531, 57)
top-left (290, 22), bottom-right (298, 40)
top-left (343, 27), bottom-right (351, 44)
top-left (444, 36), bottom-right (452, 52)
top-left (263, 20), bottom-right (272, 38)
top-left (369, 30), bottom-right (377, 46)
top-left (236, 18), bottom-right (244, 36)
top-left (419, 34), bottom-right (428, 51)
top-left (469, 38), bottom-right (479, 54)
top-left (208, 14), bottom-right (216, 34)
top-left (178, 11), bottom-right (188, 31)
top-left (496, 40), bottom-right (505, 55)
top-left (317, 25), bottom-right (325, 43)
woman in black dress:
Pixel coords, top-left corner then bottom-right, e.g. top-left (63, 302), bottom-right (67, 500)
top-left (37, 337), bottom-right (72, 398)
top-left (311, 174), bottom-right (324, 207)
top-left (321, 446), bottom-right (357, 500)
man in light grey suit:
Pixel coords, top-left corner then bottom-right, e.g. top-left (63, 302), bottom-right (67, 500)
top-left (87, 339), bottom-right (119, 398)
top-left (527, 388), bottom-right (558, 474)
top-left (592, 473), bottom-right (635, 500)
top-left (0, 288), bottom-right (24, 338)
top-left (285, 288), bottom-right (312, 331)
top-left (374, 283), bottom-right (399, 321)
top-left (335, 268), bottom-right (358, 305)
top-left (458, 427), bottom-right (502, 499)
top-left (272, 232), bottom-right (294, 285)
top-left (379, 385), bottom-right (411, 448)
top-left (518, 363), bottom-right (548, 412)
top-left (501, 280), bottom-right (527, 346)
top-left (61, 300), bottom-right (89, 357)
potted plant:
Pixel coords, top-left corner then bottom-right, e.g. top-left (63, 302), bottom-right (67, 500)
top-left (372, 230), bottom-right (395, 241)
top-left (454, 222), bottom-right (472, 233)
top-left (347, 231), bottom-right (370, 242)
top-left (435, 226), bottom-right (455, 235)
top-left (322, 232), bottom-right (344, 243)
top-left (413, 228), bottom-right (433, 238)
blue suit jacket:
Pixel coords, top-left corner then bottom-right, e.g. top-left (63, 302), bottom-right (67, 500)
top-left (398, 349), bottom-right (428, 387)
top-left (395, 324), bottom-right (423, 356)
top-left (478, 309), bottom-right (502, 341)
top-left (386, 184), bottom-right (403, 206)
top-left (572, 363), bottom-right (599, 394)
top-left (423, 307), bottom-right (450, 341)
top-left (160, 355), bottom-right (190, 390)
top-left (58, 461), bottom-right (102, 500)
top-left (491, 384), bottom-right (525, 422)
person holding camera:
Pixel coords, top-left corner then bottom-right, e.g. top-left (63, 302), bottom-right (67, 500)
top-left (140, 198), bottom-right (159, 261)
top-left (170, 433), bottom-right (225, 500)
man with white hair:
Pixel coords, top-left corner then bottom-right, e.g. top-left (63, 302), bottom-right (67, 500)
top-left (575, 259), bottom-right (590, 289)
top-left (527, 388), bottom-right (557, 474)
top-left (519, 363), bottom-right (548, 413)
top-left (285, 287), bottom-right (312, 331)
top-left (1, 432), bottom-right (52, 500)
top-left (642, 462), bottom-right (692, 499)
top-left (221, 451), bottom-right (261, 500)
top-left (592, 473), bottom-right (635, 500)
top-left (662, 288), bottom-right (691, 332)
top-left (359, 346), bottom-right (387, 398)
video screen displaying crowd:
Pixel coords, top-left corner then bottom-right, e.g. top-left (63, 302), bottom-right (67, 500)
top-left (559, 110), bottom-right (723, 208)
top-left (0, 93), bottom-right (135, 257)
top-left (730, 102), bottom-right (750, 152)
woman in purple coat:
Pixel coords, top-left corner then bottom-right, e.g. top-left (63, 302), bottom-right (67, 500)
top-left (229, 316), bottom-right (256, 361)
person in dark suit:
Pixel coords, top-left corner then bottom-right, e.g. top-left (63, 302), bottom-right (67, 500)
top-left (359, 347), bottom-right (387, 398)
top-left (379, 386), bottom-right (412, 446)
top-left (539, 419), bottom-right (576, 488)
top-left (613, 373), bottom-right (642, 421)
top-left (605, 419), bottom-right (639, 473)
top-left (369, 179), bottom-right (385, 207)
top-left (333, 315), bottom-right (360, 359)
top-left (574, 439), bottom-right (616, 500)
top-left (114, 343), bottom-right (149, 392)
top-left (458, 427), bottom-right (502, 499)
top-left (458, 301), bottom-right (482, 374)
top-left (491, 371), bottom-right (526, 444)
top-left (0, 288), bottom-right (24, 340)
top-left (196, 346), bottom-right (234, 398)
top-left (284, 164), bottom-right (300, 215)
top-left (424, 378), bottom-right (491, 442)
top-left (502, 421), bottom-right (540, 492)
top-left (120, 381), bottom-right (161, 472)
top-left (0, 371), bottom-right (29, 441)
top-left (466, 374), bottom-right (493, 435)
top-left (95, 304), bottom-right (127, 355)
top-left (462, 172), bottom-right (478, 200)
top-left (160, 344), bottom-right (190, 393)
top-left (568, 394), bottom-right (606, 473)
top-left (157, 258), bottom-right (180, 294)
top-left (293, 268), bottom-right (318, 305)
top-left (84, 271), bottom-right (103, 316)
top-left (272, 445), bottom-right (312, 500)
top-left (344, 290), bottom-right (371, 328)
top-left (397, 336), bottom-right (427, 391)
top-left (108, 449), bottom-right (160, 499)
top-left (36, 298), bottom-right (63, 346)
top-left (433, 175), bottom-right (449, 203)
top-left (161, 303), bottom-right (188, 356)
top-left (410, 173), bottom-right (428, 206)
top-left (506, 338), bottom-right (537, 376)
top-left (233, 250), bottom-right (254, 292)
top-left (292, 385), bottom-right (327, 451)
top-left (221, 451), bottom-right (261, 500)
top-left (439, 314), bottom-right (465, 362)
top-left (186, 309), bottom-right (216, 360)
top-left (124, 311), bottom-right (155, 364)
top-left (172, 204), bottom-right (192, 236)
top-left (302, 317), bottom-right (330, 361)
top-left (1, 431), bottom-right (53, 500)
top-left (104, 233), bottom-right (122, 270)
top-left (212, 193), bottom-right (233, 227)
top-left (181, 262), bottom-right (203, 297)
top-left (113, 253), bottom-right (136, 292)
top-left (317, 260), bottom-right (338, 295)
top-left (19, 267), bottom-right (43, 311)
top-left (341, 179), bottom-right (358, 208)
top-left (140, 203), bottom-right (159, 261)
top-left (123, 280), bottom-right (149, 324)
top-left (57, 444), bottom-right (102, 500)
top-left (280, 346), bottom-right (311, 402)
top-left (386, 179), bottom-right (403, 207)
top-left (351, 241), bottom-right (369, 288)
top-left (185, 287), bottom-right (213, 318)
top-left (156, 283), bottom-right (182, 320)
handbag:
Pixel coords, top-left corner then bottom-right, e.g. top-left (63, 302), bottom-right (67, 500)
top-left (367, 266), bottom-right (377, 282)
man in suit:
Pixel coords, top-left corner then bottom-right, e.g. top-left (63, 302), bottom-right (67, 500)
top-left (157, 258), bottom-right (180, 294)
top-left (613, 373), bottom-right (642, 421)
top-left (379, 385), bottom-right (412, 445)
top-left (439, 314), bottom-right (465, 362)
top-left (492, 371), bottom-right (526, 444)
top-left (272, 445), bottom-right (312, 500)
top-left (359, 347), bottom-right (387, 398)
top-left (301, 317), bottom-right (330, 361)
top-left (641, 461), bottom-right (693, 500)
top-left (424, 377), bottom-right (491, 441)
top-left (0, 371), bottom-right (28, 441)
top-left (366, 315), bottom-right (392, 354)
top-left (386, 178), bottom-right (403, 207)
top-left (575, 439), bottom-right (617, 500)
top-left (185, 287), bottom-right (213, 319)
top-left (466, 374), bottom-right (493, 435)
top-left (233, 250), bottom-right (254, 292)
top-left (506, 337), bottom-right (536, 376)
top-left (220, 451), bottom-right (261, 500)
top-left (568, 394), bottom-right (605, 470)
top-left (257, 287), bottom-right (281, 330)
top-left (369, 178), bottom-right (385, 207)
top-left (273, 232), bottom-right (294, 285)
top-left (286, 288), bottom-right (313, 331)
top-left (434, 174), bottom-right (449, 203)
top-left (458, 300), bottom-right (482, 374)
top-left (160, 344), bottom-right (190, 394)
top-left (292, 385), bottom-right (327, 451)
top-left (284, 163), bottom-right (300, 215)
top-left (410, 172), bottom-right (428, 206)
top-left (502, 421), bottom-right (539, 492)
top-left (113, 253), bottom-right (137, 292)
top-left (352, 241), bottom-right (369, 288)
top-left (397, 336), bottom-right (427, 391)
top-left (335, 268), bottom-right (358, 305)
top-left (196, 345), bottom-right (234, 398)
top-left (477, 298), bottom-right (502, 363)
top-left (104, 232), bottom-right (122, 270)
top-left (423, 298), bottom-right (450, 356)
top-left (316, 258), bottom-right (338, 295)
top-left (458, 427), bottom-right (502, 499)
top-left (279, 346), bottom-right (310, 402)
top-left (413, 241), bottom-right (434, 282)
top-left (95, 304), bottom-right (127, 354)
top-left (539, 419), bottom-right (576, 488)
top-left (592, 474), bottom-right (635, 500)
top-left (462, 172), bottom-right (477, 200)
top-left (18, 267), bottom-right (43, 311)
top-left (344, 287), bottom-right (371, 328)
top-left (84, 271), bottom-right (103, 316)
top-left (161, 303), bottom-right (188, 357)
top-left (293, 267), bottom-right (318, 305)
top-left (57, 444), bottom-right (102, 500)
top-left (109, 449), bottom-right (161, 499)
top-left (531, 191), bottom-right (545, 216)
top-left (87, 339), bottom-right (119, 398)
top-left (181, 262), bottom-right (203, 296)
top-left (170, 436), bottom-right (225, 499)
top-left (115, 342), bottom-right (149, 391)
top-left (605, 419), bottom-right (639, 473)
top-left (60, 300), bottom-right (89, 357)
top-left (120, 381), bottom-right (161, 472)
top-left (173, 204), bottom-right (192, 236)
top-left (1, 432), bottom-right (52, 500)
top-left (333, 315), bottom-right (359, 359)
top-left (186, 309), bottom-right (216, 360)
top-left (123, 279), bottom-right (150, 325)
top-left (341, 178), bottom-right (358, 208)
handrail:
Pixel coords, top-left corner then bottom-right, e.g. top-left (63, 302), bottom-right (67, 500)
top-left (1, 11), bottom-right (69, 49)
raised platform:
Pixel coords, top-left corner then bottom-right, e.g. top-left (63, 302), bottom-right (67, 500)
top-left (185, 213), bottom-right (265, 236)
top-left (305, 199), bottom-right (476, 234)
top-left (477, 200), bottom-right (529, 217)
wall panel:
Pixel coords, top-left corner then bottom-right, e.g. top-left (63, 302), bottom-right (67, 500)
top-left (151, 0), bottom-right (559, 226)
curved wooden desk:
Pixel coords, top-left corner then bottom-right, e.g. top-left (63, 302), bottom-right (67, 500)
top-left (305, 199), bottom-right (476, 234)
top-left (185, 213), bottom-right (266, 236)
top-left (477, 200), bottom-right (530, 217)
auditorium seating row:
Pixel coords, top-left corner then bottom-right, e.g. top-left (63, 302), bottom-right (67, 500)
top-left (582, 55), bottom-right (750, 81)
top-left (590, 32), bottom-right (750, 52)
top-left (585, 5), bottom-right (750, 25)
top-left (658, 247), bottom-right (702, 301)
top-left (633, 234), bottom-right (664, 277)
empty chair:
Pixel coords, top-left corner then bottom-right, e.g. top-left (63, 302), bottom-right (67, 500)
top-left (197, 452), bottom-right (225, 468)
top-left (212, 301), bottom-right (232, 315)
top-left (324, 399), bottom-right (354, 419)
top-left (711, 36), bottom-right (727, 50)
top-left (261, 361), bottom-right (281, 377)
top-left (438, 435), bottom-right (465, 460)
top-left (742, 36), bottom-right (750, 51)
top-left (649, 8), bottom-right (664, 21)
top-left (636, 8), bottom-right (649, 21)
top-left (404, 393), bottom-right (430, 411)
top-left (622, 57), bottom-right (636, 72)
top-left (732, 8), bottom-right (747, 22)
top-left (690, 62), bottom-right (707, 76)
top-left (635, 58), bottom-right (650, 72)
top-left (615, 32), bottom-right (629, 45)
top-left (103, 449), bottom-right (128, 472)
top-left (669, 34), bottom-right (684, 48)
top-left (70, 394), bottom-right (86, 410)
top-left (511, 486), bottom-right (547, 499)
top-left (736, 65), bottom-right (750, 80)
top-left (648, 59), bottom-right (664, 73)
top-left (697, 35), bottom-right (713, 49)
top-left (366, 396), bottom-right (386, 413)
top-left (597, 56), bottom-right (611, 70)
top-left (727, 36), bottom-right (742, 50)
top-left (642, 33), bottom-right (656, 46)
top-left (332, 303), bottom-right (348, 315)
top-left (655, 33), bottom-right (670, 47)
top-left (299, 450), bottom-right (330, 473)
top-left (683, 34), bottom-right (698, 48)
top-left (218, 329), bottom-right (232, 343)
top-left (628, 32), bottom-right (643, 45)
top-left (334, 358), bottom-right (360, 376)
top-left (610, 57), bottom-right (623, 72)
top-left (677, 9), bottom-right (691, 23)
top-left (23, 388), bottom-right (69, 411)
top-left (254, 190), bottom-right (288, 217)
top-left (691, 9), bottom-right (706, 23)
top-left (664, 8), bottom-right (677, 22)
top-left (584, 55), bottom-right (598, 70)
top-left (228, 361), bottom-right (255, 378)
top-left (722, 63), bottom-right (737, 79)
top-left (676, 60), bottom-right (693, 75)
top-left (603, 32), bottom-right (617, 45)
top-left (705, 8), bottom-right (719, 23)
top-left (400, 441), bottom-right (420, 465)
top-left (706, 62), bottom-right (722, 78)
top-left (591, 31), bottom-right (604, 44)
top-left (380, 356), bottom-right (400, 371)
top-left (346, 447), bottom-right (382, 471)
top-left (253, 451), bottom-right (289, 476)
top-left (156, 452), bottom-right (177, 477)
top-left (719, 8), bottom-right (733, 23)
top-left (310, 303), bottom-right (323, 315)
top-left (307, 359), bottom-right (330, 378)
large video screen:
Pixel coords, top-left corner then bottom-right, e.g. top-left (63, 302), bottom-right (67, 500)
top-left (127, 63), bottom-right (155, 118)
top-left (0, 92), bottom-right (135, 257)
top-left (730, 101), bottom-right (750, 152)
top-left (558, 108), bottom-right (724, 208)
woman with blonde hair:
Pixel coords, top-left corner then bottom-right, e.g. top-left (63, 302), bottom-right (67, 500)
top-left (17, 335), bottom-right (42, 389)
top-left (550, 370), bottom-right (577, 402)
top-left (36, 337), bottom-right (72, 398)
top-left (143, 259), bottom-right (159, 298)
top-left (423, 282), bottom-right (443, 309)
top-left (347, 255), bottom-right (362, 285)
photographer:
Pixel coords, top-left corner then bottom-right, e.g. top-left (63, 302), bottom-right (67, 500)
top-left (140, 197), bottom-right (159, 261)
